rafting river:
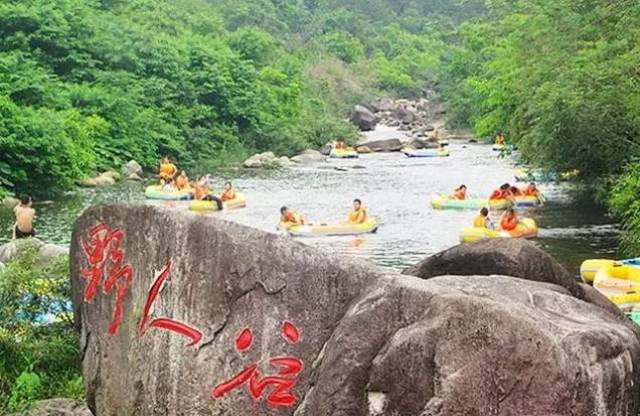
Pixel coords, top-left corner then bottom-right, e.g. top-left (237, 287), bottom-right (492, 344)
top-left (0, 130), bottom-right (619, 274)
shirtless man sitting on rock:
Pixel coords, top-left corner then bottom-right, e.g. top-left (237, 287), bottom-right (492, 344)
top-left (13, 196), bottom-right (35, 239)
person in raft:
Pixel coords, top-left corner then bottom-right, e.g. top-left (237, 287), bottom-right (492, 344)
top-left (175, 171), bottom-right (189, 191)
top-left (473, 207), bottom-right (493, 229)
top-left (159, 157), bottom-right (178, 180)
top-left (280, 206), bottom-right (306, 226)
top-left (523, 182), bottom-right (540, 197)
top-left (13, 196), bottom-right (36, 239)
top-left (490, 183), bottom-right (513, 200)
top-left (347, 199), bottom-right (368, 224)
top-left (220, 181), bottom-right (236, 202)
top-left (495, 132), bottom-right (506, 146)
top-left (160, 178), bottom-right (175, 192)
top-left (500, 207), bottom-right (519, 231)
top-left (453, 184), bottom-right (467, 200)
top-left (192, 177), bottom-right (207, 200)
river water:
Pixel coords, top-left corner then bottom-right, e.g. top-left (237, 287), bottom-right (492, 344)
top-left (0, 131), bottom-right (619, 274)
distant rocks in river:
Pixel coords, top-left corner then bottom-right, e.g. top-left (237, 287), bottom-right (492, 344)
top-left (70, 205), bottom-right (640, 416)
top-left (356, 138), bottom-right (403, 153)
top-left (80, 171), bottom-right (120, 187)
top-left (1, 196), bottom-right (20, 210)
top-left (0, 237), bottom-right (68, 265)
top-left (350, 104), bottom-right (378, 131)
top-left (290, 149), bottom-right (325, 164)
top-left (122, 160), bottom-right (143, 178)
top-left (7, 398), bottom-right (92, 416)
top-left (242, 151), bottom-right (281, 168)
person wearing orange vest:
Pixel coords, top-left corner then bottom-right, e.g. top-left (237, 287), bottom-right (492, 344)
top-left (193, 177), bottom-right (207, 200)
top-left (490, 183), bottom-right (513, 200)
top-left (159, 157), bottom-right (178, 180)
top-left (524, 182), bottom-right (539, 197)
top-left (175, 171), bottom-right (189, 191)
top-left (347, 199), bottom-right (368, 224)
top-left (220, 181), bottom-right (236, 202)
top-left (280, 206), bottom-right (305, 225)
top-left (453, 184), bottom-right (467, 200)
top-left (500, 208), bottom-right (519, 231)
top-left (473, 207), bottom-right (492, 229)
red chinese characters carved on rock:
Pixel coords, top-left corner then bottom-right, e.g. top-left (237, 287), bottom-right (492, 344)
top-left (80, 223), bottom-right (133, 335)
top-left (138, 261), bottom-right (203, 347)
top-left (212, 321), bottom-right (303, 408)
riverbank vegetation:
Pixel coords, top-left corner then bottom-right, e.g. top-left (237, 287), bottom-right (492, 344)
top-left (0, 0), bottom-right (470, 197)
top-left (0, 245), bottom-right (80, 413)
top-left (437, 0), bottom-right (640, 254)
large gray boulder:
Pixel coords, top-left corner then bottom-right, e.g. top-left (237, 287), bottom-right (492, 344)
top-left (0, 238), bottom-right (44, 263)
top-left (357, 138), bottom-right (403, 153)
top-left (402, 239), bottom-right (622, 317)
top-left (80, 172), bottom-right (118, 188)
top-left (369, 98), bottom-right (395, 113)
top-left (243, 151), bottom-right (279, 168)
top-left (2, 196), bottom-right (20, 210)
top-left (351, 105), bottom-right (378, 131)
top-left (37, 243), bottom-right (69, 265)
top-left (291, 150), bottom-right (325, 165)
top-left (70, 205), bottom-right (640, 416)
top-left (392, 106), bottom-right (416, 124)
top-left (122, 160), bottom-right (143, 178)
top-left (10, 399), bottom-right (92, 416)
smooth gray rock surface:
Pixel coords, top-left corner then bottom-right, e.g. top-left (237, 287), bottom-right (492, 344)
top-left (70, 205), bottom-right (640, 416)
top-left (351, 105), bottom-right (378, 131)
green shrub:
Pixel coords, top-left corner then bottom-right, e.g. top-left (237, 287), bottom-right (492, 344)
top-left (0, 247), bottom-right (81, 413)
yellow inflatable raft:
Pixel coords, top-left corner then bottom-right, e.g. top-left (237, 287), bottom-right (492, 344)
top-left (189, 193), bottom-right (246, 212)
top-left (431, 195), bottom-right (512, 211)
top-left (593, 265), bottom-right (640, 310)
top-left (280, 218), bottom-right (378, 237)
top-left (460, 218), bottom-right (538, 243)
top-left (329, 148), bottom-right (359, 159)
top-left (580, 258), bottom-right (640, 283)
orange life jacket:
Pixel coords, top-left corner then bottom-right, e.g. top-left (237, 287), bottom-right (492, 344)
top-left (194, 183), bottom-right (206, 200)
top-left (454, 189), bottom-right (466, 200)
top-left (176, 175), bottom-right (188, 190)
top-left (220, 189), bottom-right (236, 202)
top-left (501, 214), bottom-right (518, 231)
top-left (159, 163), bottom-right (177, 179)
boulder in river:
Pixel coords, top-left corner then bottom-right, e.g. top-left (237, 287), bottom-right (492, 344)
top-left (2, 196), bottom-right (20, 210)
top-left (80, 171), bottom-right (118, 187)
top-left (0, 238), bottom-right (44, 263)
top-left (392, 106), bottom-right (416, 124)
top-left (369, 98), bottom-right (395, 113)
top-left (242, 151), bottom-right (280, 169)
top-left (37, 243), bottom-right (69, 265)
top-left (357, 138), bottom-right (403, 152)
top-left (8, 398), bottom-right (92, 416)
top-left (127, 173), bottom-right (143, 181)
top-left (70, 205), bottom-right (640, 416)
top-left (122, 160), bottom-right (143, 178)
top-left (403, 238), bottom-right (626, 318)
top-left (350, 105), bottom-right (378, 131)
top-left (355, 145), bottom-right (372, 154)
top-left (291, 150), bottom-right (325, 165)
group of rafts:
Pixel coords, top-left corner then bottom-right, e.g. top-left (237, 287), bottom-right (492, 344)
top-left (580, 259), bottom-right (640, 323)
top-left (144, 158), bottom-right (246, 212)
top-left (329, 140), bottom-right (451, 159)
top-left (432, 182), bottom-right (543, 243)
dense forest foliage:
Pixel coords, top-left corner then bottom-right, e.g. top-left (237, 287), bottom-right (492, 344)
top-left (437, 0), bottom-right (640, 254)
top-left (0, 0), bottom-right (477, 197)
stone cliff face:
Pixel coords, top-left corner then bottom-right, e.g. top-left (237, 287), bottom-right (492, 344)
top-left (70, 205), bottom-right (640, 416)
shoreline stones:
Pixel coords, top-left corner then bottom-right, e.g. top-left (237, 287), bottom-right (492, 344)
top-left (0, 238), bottom-right (69, 265)
top-left (80, 171), bottom-right (120, 187)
